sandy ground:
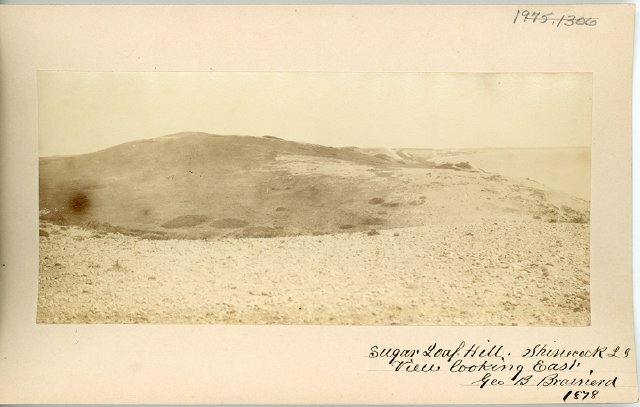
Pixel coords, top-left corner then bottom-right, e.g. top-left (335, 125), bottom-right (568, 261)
top-left (37, 220), bottom-right (589, 325)
top-left (407, 147), bottom-right (591, 201)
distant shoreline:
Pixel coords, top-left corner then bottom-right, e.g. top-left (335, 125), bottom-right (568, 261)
top-left (39, 132), bottom-right (590, 158)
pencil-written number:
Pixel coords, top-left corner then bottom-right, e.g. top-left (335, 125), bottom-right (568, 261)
top-left (513, 10), bottom-right (598, 27)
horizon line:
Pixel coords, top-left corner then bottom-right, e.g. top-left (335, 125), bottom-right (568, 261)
top-left (38, 132), bottom-right (591, 158)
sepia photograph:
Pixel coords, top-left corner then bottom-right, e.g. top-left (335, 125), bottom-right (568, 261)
top-left (37, 71), bottom-right (591, 326)
top-left (4, 4), bottom-right (635, 404)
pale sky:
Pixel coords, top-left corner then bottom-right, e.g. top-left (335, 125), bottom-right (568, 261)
top-left (38, 72), bottom-right (591, 157)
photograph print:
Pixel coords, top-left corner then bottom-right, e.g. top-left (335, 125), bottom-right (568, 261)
top-left (37, 72), bottom-right (591, 325)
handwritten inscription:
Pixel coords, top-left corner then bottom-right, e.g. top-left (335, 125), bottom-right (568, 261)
top-left (513, 10), bottom-right (598, 27)
top-left (369, 342), bottom-right (631, 402)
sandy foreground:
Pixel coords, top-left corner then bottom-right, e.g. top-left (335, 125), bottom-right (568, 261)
top-left (38, 220), bottom-right (589, 325)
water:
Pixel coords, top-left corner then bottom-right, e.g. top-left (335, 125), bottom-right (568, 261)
top-left (443, 147), bottom-right (591, 200)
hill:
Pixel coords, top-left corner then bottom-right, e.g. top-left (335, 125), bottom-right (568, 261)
top-left (39, 132), bottom-right (589, 240)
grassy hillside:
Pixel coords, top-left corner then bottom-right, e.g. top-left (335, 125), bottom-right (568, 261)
top-left (39, 132), bottom-right (589, 240)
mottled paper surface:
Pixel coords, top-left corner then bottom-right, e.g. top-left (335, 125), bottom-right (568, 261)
top-left (0, 4), bottom-right (636, 404)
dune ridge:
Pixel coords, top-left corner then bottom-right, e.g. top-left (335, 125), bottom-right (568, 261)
top-left (38, 132), bottom-right (590, 325)
top-left (39, 132), bottom-right (589, 240)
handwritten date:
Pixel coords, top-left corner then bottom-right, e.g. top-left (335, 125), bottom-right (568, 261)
top-left (513, 10), bottom-right (598, 27)
top-left (563, 390), bottom-right (599, 402)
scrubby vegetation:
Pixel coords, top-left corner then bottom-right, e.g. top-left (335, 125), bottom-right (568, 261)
top-left (38, 133), bottom-right (589, 241)
top-left (241, 226), bottom-right (283, 238)
top-left (211, 218), bottom-right (249, 228)
top-left (161, 215), bottom-right (208, 229)
top-left (361, 217), bottom-right (385, 226)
